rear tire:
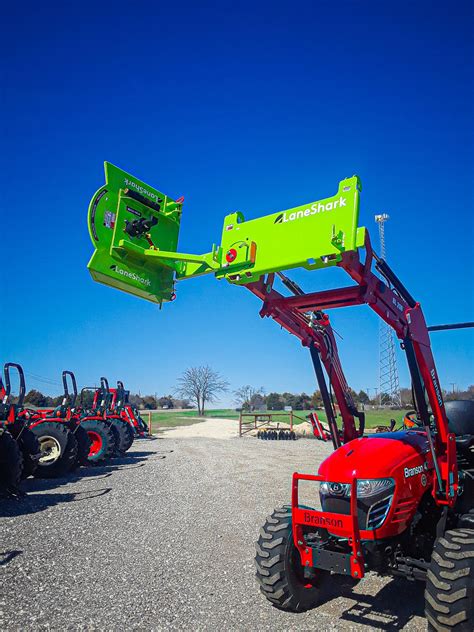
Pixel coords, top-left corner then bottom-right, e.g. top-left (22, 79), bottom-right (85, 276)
top-left (17, 427), bottom-right (41, 478)
top-left (30, 422), bottom-right (78, 478)
top-left (0, 429), bottom-right (23, 492)
top-left (255, 505), bottom-right (325, 612)
top-left (425, 528), bottom-right (474, 631)
top-left (108, 418), bottom-right (134, 454)
top-left (80, 419), bottom-right (116, 464)
top-left (71, 425), bottom-right (92, 468)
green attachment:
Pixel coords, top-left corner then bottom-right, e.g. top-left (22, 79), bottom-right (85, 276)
top-left (87, 164), bottom-right (366, 304)
top-left (87, 162), bottom-right (183, 304)
top-left (215, 176), bottom-right (365, 284)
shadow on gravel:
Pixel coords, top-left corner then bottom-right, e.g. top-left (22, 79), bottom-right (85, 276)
top-left (22, 471), bottom-right (113, 493)
top-left (319, 576), bottom-right (425, 629)
top-left (89, 452), bottom-right (158, 472)
top-left (88, 449), bottom-right (172, 471)
top-left (21, 449), bottom-right (157, 493)
top-left (1, 448), bottom-right (160, 516)
top-left (0, 487), bottom-right (112, 517)
top-left (0, 549), bottom-right (23, 565)
top-left (115, 450), bottom-right (157, 459)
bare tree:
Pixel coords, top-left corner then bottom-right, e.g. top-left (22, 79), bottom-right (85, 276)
top-left (234, 385), bottom-right (265, 411)
top-left (176, 366), bottom-right (229, 416)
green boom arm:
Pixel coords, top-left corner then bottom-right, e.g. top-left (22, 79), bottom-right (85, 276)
top-left (87, 162), bottom-right (366, 305)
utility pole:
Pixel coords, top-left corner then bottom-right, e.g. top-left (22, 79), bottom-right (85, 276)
top-left (450, 383), bottom-right (456, 394)
top-left (375, 214), bottom-right (402, 407)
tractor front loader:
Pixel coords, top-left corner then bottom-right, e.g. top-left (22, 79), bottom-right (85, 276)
top-left (86, 162), bottom-right (473, 630)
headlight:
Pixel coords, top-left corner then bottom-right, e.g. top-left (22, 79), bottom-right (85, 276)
top-left (356, 478), bottom-right (394, 498)
top-left (320, 481), bottom-right (351, 497)
top-left (320, 478), bottom-right (394, 498)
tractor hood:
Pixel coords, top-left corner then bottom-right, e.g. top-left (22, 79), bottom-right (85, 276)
top-left (318, 431), bottom-right (431, 481)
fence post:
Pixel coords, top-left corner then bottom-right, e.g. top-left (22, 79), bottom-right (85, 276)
top-left (239, 410), bottom-right (242, 437)
top-left (148, 411), bottom-right (152, 436)
top-left (290, 410), bottom-right (293, 431)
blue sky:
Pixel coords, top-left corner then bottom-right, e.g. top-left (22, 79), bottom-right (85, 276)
top-left (1, 1), bottom-right (473, 405)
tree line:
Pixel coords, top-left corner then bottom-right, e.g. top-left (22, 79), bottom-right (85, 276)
top-left (233, 384), bottom-right (474, 411)
top-left (22, 366), bottom-right (474, 415)
top-left (23, 389), bottom-right (193, 410)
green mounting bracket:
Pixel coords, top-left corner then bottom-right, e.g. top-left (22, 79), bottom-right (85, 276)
top-left (87, 162), bottom-right (366, 305)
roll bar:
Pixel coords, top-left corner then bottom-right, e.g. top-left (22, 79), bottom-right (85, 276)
top-left (62, 370), bottom-right (78, 406)
top-left (3, 363), bottom-right (26, 408)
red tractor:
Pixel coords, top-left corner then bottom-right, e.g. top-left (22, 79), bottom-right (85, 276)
top-left (253, 240), bottom-right (474, 630)
top-left (0, 363), bottom-right (41, 492)
top-left (110, 381), bottom-right (149, 437)
top-left (78, 377), bottom-right (134, 461)
top-left (22, 370), bottom-right (91, 476)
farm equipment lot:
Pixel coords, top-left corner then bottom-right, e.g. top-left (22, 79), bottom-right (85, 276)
top-left (1, 424), bottom-right (426, 631)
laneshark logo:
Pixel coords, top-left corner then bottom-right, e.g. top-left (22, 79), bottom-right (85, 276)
top-left (274, 197), bottom-right (347, 224)
top-left (110, 265), bottom-right (151, 287)
top-left (124, 178), bottom-right (161, 204)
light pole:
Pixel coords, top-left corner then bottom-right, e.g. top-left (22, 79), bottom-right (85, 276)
top-left (375, 213), bottom-right (401, 407)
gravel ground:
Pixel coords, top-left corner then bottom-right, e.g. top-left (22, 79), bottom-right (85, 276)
top-left (1, 430), bottom-right (427, 631)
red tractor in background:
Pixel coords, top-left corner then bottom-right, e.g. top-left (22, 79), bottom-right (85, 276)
top-left (22, 370), bottom-right (91, 476)
top-left (0, 361), bottom-right (140, 494)
top-left (77, 377), bottom-right (134, 461)
top-left (0, 364), bottom-right (41, 494)
top-left (109, 381), bottom-right (149, 437)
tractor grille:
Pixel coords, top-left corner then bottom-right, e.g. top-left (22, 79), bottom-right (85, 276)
top-left (366, 495), bottom-right (393, 529)
top-left (320, 491), bottom-right (394, 531)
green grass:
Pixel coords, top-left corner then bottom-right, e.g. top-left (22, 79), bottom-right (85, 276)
top-left (144, 411), bottom-right (207, 429)
top-left (144, 408), bottom-right (410, 431)
top-left (239, 409), bottom-right (410, 429)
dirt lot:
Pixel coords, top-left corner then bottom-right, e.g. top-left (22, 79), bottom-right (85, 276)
top-left (1, 420), bottom-right (427, 631)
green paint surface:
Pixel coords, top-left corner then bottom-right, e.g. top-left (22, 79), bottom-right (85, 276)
top-left (87, 163), bottom-right (366, 304)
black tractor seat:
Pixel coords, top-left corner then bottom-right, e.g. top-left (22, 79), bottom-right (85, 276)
top-left (445, 400), bottom-right (474, 469)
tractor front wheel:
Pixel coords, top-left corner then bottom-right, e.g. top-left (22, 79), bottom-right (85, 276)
top-left (108, 418), bottom-right (134, 454)
top-left (255, 505), bottom-right (326, 612)
top-left (31, 422), bottom-right (78, 478)
top-left (17, 427), bottom-right (41, 478)
top-left (425, 527), bottom-right (474, 631)
top-left (72, 425), bottom-right (92, 468)
top-left (0, 429), bottom-right (23, 494)
top-left (80, 419), bottom-right (116, 464)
